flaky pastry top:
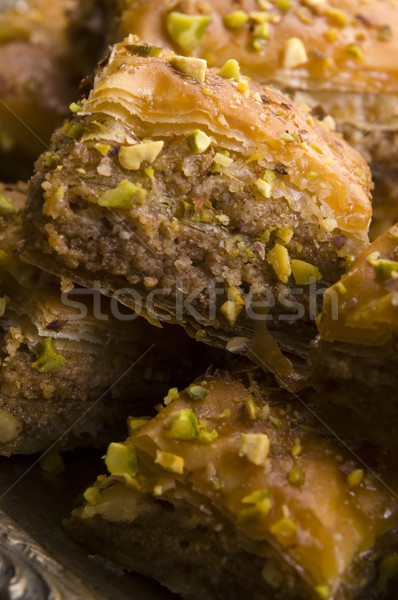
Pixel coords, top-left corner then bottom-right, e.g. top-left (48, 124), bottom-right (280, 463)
top-left (83, 37), bottom-right (371, 237)
top-left (116, 0), bottom-right (398, 94)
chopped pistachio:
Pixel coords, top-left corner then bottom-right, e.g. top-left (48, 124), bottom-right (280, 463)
top-left (213, 152), bottom-right (233, 167)
top-left (94, 143), bottom-right (111, 157)
top-left (288, 466), bottom-right (305, 486)
top-left (84, 486), bottom-right (101, 505)
top-left (324, 27), bottom-right (338, 42)
top-left (187, 129), bottom-right (211, 153)
top-left (198, 427), bottom-right (218, 443)
top-left (347, 468), bottom-right (364, 488)
top-left (291, 259), bottom-right (322, 285)
top-left (169, 55), bottom-right (207, 81)
top-left (291, 443), bottom-right (303, 457)
top-left (145, 167), bottom-right (154, 178)
top-left (346, 44), bottom-right (363, 60)
top-left (186, 384), bottom-right (209, 400)
top-left (326, 7), bottom-right (348, 26)
top-left (239, 489), bottom-right (272, 523)
top-left (125, 44), bottom-right (161, 57)
top-left (220, 58), bottom-right (241, 81)
top-left (267, 243), bottom-right (291, 283)
top-left (283, 38), bottom-right (308, 69)
top-left (253, 21), bottom-right (270, 39)
top-left (269, 416), bottom-right (282, 428)
top-left (270, 517), bottom-right (297, 541)
top-left (118, 141), bottom-right (164, 170)
top-left (97, 179), bottom-right (146, 210)
top-left (227, 286), bottom-right (245, 305)
top-left (369, 258), bottom-right (398, 279)
top-left (263, 169), bottom-right (276, 182)
top-left (155, 449), bottom-right (184, 474)
top-left (244, 396), bottom-right (258, 420)
top-left (223, 10), bottom-right (249, 28)
top-left (67, 122), bottom-right (85, 140)
top-left (105, 442), bottom-right (138, 476)
top-left (277, 0), bottom-right (291, 9)
top-left (166, 12), bottom-right (211, 52)
top-left (32, 338), bottom-right (66, 372)
top-left (239, 433), bottom-right (270, 465)
top-left (164, 387), bottom-right (180, 405)
top-left (0, 194), bottom-right (15, 216)
top-left (127, 416), bottom-right (150, 435)
top-left (314, 585), bottom-right (331, 600)
top-left (220, 300), bottom-right (243, 326)
top-left (69, 102), bottom-right (80, 113)
top-left (276, 226), bottom-right (293, 244)
top-left (255, 178), bottom-right (272, 199)
top-left (0, 410), bottom-right (23, 443)
top-left (166, 409), bottom-right (199, 440)
top-left (280, 132), bottom-right (295, 142)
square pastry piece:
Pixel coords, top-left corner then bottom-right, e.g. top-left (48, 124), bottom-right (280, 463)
top-left (24, 39), bottom-right (372, 366)
top-left (68, 372), bottom-right (398, 600)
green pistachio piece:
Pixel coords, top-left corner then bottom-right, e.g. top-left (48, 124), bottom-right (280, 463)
top-left (125, 44), bottom-right (161, 57)
top-left (169, 56), bottom-right (207, 80)
top-left (266, 243), bottom-right (291, 283)
top-left (166, 409), bottom-right (199, 440)
top-left (32, 338), bottom-right (66, 373)
top-left (186, 129), bottom-right (211, 155)
top-left (98, 179), bottom-right (146, 209)
top-left (197, 428), bottom-right (218, 443)
top-left (239, 433), bottom-right (270, 465)
top-left (166, 12), bottom-right (211, 52)
top-left (370, 258), bottom-right (398, 279)
top-left (127, 417), bottom-right (151, 435)
top-left (155, 449), bottom-right (184, 474)
top-left (186, 384), bottom-right (209, 400)
top-left (223, 11), bottom-right (249, 28)
top-left (118, 141), bottom-right (164, 170)
top-left (105, 442), bottom-right (138, 476)
top-left (291, 259), bottom-right (322, 285)
top-left (288, 466), bottom-right (305, 486)
top-left (220, 58), bottom-right (241, 81)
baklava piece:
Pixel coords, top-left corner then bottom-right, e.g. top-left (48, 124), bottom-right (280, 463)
top-left (0, 182), bottom-right (207, 455)
top-left (0, 0), bottom-right (108, 180)
top-left (68, 372), bottom-right (398, 600)
top-left (114, 0), bottom-right (398, 236)
top-left (23, 39), bottom-right (372, 377)
top-left (309, 223), bottom-right (398, 450)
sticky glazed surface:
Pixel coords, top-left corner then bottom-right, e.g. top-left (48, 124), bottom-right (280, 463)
top-left (116, 0), bottom-right (398, 94)
top-left (114, 0), bottom-right (398, 235)
top-left (69, 374), bottom-right (398, 600)
top-left (23, 39), bottom-right (372, 353)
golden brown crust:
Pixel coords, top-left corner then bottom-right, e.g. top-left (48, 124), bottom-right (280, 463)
top-left (71, 373), bottom-right (398, 599)
top-left (318, 223), bottom-right (398, 345)
top-left (116, 0), bottom-right (398, 94)
top-left (86, 39), bottom-right (372, 235)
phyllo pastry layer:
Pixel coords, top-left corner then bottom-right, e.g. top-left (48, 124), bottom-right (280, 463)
top-left (69, 372), bottom-right (398, 600)
top-left (23, 39), bottom-right (372, 364)
top-left (0, 182), bottom-right (206, 455)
